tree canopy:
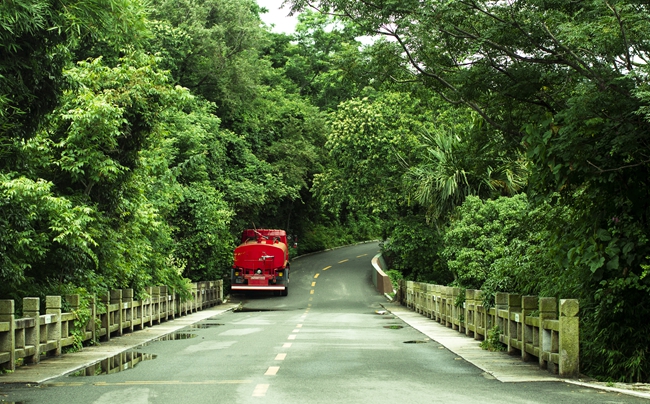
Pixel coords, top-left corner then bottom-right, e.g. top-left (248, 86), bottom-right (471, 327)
top-left (1, 0), bottom-right (649, 382)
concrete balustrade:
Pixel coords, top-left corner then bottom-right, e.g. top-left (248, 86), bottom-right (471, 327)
top-left (401, 281), bottom-right (580, 378)
top-left (0, 280), bottom-right (223, 372)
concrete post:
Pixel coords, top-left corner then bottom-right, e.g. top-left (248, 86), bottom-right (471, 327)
top-left (89, 295), bottom-right (96, 343)
top-left (23, 297), bottom-right (40, 364)
top-left (507, 294), bottom-right (521, 355)
top-left (45, 296), bottom-right (62, 356)
top-left (102, 292), bottom-right (111, 341)
top-left (474, 290), bottom-right (484, 341)
top-left (0, 300), bottom-right (16, 371)
top-left (559, 299), bottom-right (580, 377)
top-left (192, 283), bottom-right (198, 313)
top-left (123, 289), bottom-right (134, 333)
top-left (152, 287), bottom-right (161, 325)
top-left (521, 295), bottom-right (537, 362)
top-left (65, 294), bottom-right (80, 345)
top-left (451, 287), bottom-right (460, 331)
top-left (539, 297), bottom-right (557, 370)
top-left (465, 289), bottom-right (474, 337)
top-left (170, 288), bottom-right (176, 320)
top-left (495, 292), bottom-right (508, 343)
top-left (145, 287), bottom-right (153, 327)
top-left (110, 290), bottom-right (123, 336)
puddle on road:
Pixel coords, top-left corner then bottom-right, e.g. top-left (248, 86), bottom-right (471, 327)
top-left (185, 322), bottom-right (224, 329)
top-left (234, 307), bottom-right (280, 313)
top-left (384, 325), bottom-right (404, 329)
top-left (155, 332), bottom-right (198, 341)
top-left (404, 340), bottom-right (429, 344)
top-left (135, 332), bottom-right (199, 348)
top-left (69, 351), bottom-right (156, 377)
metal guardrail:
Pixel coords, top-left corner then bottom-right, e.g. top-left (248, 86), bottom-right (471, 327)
top-left (402, 281), bottom-right (579, 378)
top-left (0, 280), bottom-right (223, 372)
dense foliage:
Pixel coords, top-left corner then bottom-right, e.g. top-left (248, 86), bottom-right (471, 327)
top-left (287, 0), bottom-right (650, 382)
top-left (2, 0), bottom-right (649, 382)
top-left (0, 0), bottom-right (351, 302)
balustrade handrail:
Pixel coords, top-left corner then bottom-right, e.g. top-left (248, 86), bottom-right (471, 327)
top-left (401, 280), bottom-right (580, 378)
top-left (0, 280), bottom-right (223, 372)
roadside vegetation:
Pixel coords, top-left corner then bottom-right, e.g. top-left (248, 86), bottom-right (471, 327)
top-left (1, 0), bottom-right (648, 382)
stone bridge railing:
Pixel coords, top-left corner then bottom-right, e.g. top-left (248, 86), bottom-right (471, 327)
top-left (0, 280), bottom-right (223, 372)
top-left (402, 281), bottom-right (579, 378)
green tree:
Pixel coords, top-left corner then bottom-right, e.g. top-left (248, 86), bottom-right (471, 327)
top-left (405, 107), bottom-right (527, 222)
top-left (313, 92), bottom-right (423, 218)
top-left (288, 0), bottom-right (650, 381)
top-left (0, 0), bottom-right (148, 142)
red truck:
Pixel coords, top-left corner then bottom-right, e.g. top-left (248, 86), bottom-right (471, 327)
top-left (230, 229), bottom-right (290, 296)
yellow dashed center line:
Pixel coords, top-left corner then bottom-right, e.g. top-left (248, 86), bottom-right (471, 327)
top-left (323, 266), bottom-right (331, 271)
top-left (265, 366), bottom-right (280, 376)
top-left (253, 384), bottom-right (270, 397)
top-left (310, 289), bottom-right (314, 294)
top-left (357, 254), bottom-right (368, 258)
top-left (314, 273), bottom-right (320, 278)
top-left (311, 281), bottom-right (316, 287)
top-left (338, 259), bottom-right (348, 263)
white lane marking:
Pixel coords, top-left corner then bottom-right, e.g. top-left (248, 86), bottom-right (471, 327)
top-left (253, 384), bottom-right (270, 397)
top-left (265, 366), bottom-right (280, 376)
top-left (283, 343), bottom-right (292, 348)
top-left (275, 353), bottom-right (287, 360)
top-left (288, 334), bottom-right (297, 340)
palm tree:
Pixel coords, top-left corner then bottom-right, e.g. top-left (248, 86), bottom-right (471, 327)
top-left (405, 114), bottom-right (528, 222)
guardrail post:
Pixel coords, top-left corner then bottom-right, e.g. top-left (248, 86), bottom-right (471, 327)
top-left (474, 290), bottom-right (484, 341)
top-left (191, 283), bottom-right (198, 313)
top-left (464, 289), bottom-right (474, 337)
top-left (110, 290), bottom-right (123, 336)
top-left (521, 295), bottom-right (537, 362)
top-left (89, 295), bottom-right (97, 343)
top-left (495, 292), bottom-right (508, 344)
top-left (170, 288), bottom-right (176, 320)
top-left (65, 294), bottom-right (80, 346)
top-left (160, 286), bottom-right (169, 321)
top-left (451, 287), bottom-right (460, 331)
top-left (23, 297), bottom-right (40, 364)
top-left (45, 296), bottom-right (62, 356)
top-left (0, 300), bottom-right (16, 371)
top-left (123, 289), bottom-right (133, 333)
top-left (507, 294), bottom-right (521, 355)
top-left (559, 299), bottom-right (580, 377)
top-left (102, 292), bottom-right (111, 341)
top-left (539, 297), bottom-right (557, 370)
top-left (152, 287), bottom-right (161, 324)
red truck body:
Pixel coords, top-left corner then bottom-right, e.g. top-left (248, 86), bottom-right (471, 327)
top-left (230, 229), bottom-right (289, 295)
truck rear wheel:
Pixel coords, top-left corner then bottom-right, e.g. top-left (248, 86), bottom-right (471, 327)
top-left (281, 287), bottom-right (288, 297)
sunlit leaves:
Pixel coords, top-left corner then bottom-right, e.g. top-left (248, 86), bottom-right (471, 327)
top-left (313, 93), bottom-right (422, 216)
top-left (0, 174), bottom-right (96, 296)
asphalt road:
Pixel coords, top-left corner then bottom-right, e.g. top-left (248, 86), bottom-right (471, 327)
top-left (2, 242), bottom-right (647, 403)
